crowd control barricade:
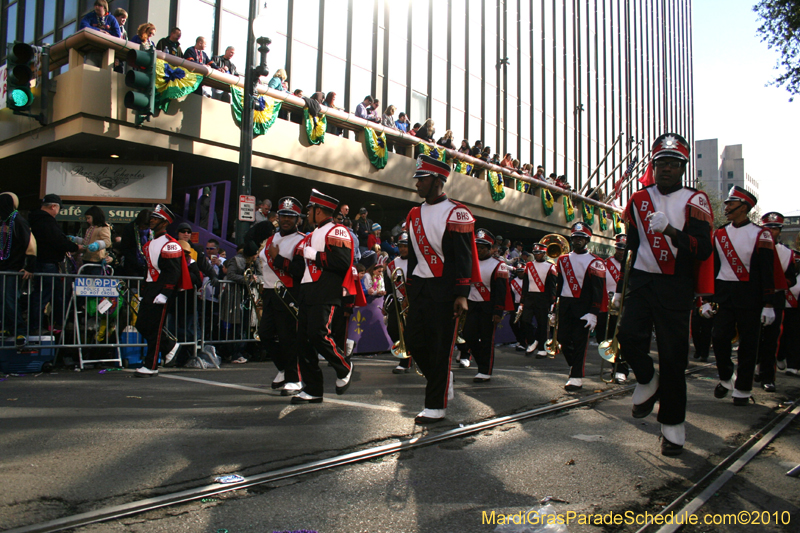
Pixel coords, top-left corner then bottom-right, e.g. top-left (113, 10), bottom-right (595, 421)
top-left (199, 278), bottom-right (261, 349)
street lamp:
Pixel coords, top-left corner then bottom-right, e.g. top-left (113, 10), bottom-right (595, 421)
top-left (235, 1), bottom-right (271, 245)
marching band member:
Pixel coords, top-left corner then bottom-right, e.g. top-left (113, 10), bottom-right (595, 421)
top-left (464, 229), bottom-right (512, 383)
top-left (690, 296), bottom-right (714, 362)
top-left (508, 257), bottom-right (527, 351)
top-left (384, 232), bottom-right (412, 374)
top-left (596, 234), bottom-right (629, 382)
top-left (405, 155), bottom-right (479, 423)
top-left (705, 186), bottom-right (776, 405)
top-left (520, 243), bottom-right (558, 357)
top-left (259, 197), bottom-right (307, 395)
top-left (755, 212), bottom-right (796, 392)
top-left (555, 222), bottom-right (606, 391)
top-left (778, 251), bottom-right (800, 375)
top-left (615, 133), bottom-right (714, 456)
top-left (135, 204), bottom-right (192, 377)
top-left (291, 190), bottom-right (357, 404)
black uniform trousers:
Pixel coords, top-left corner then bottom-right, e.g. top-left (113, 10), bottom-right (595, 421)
top-left (508, 302), bottom-right (526, 346)
top-left (257, 290), bottom-right (302, 383)
top-left (712, 304), bottom-right (762, 393)
top-left (386, 299), bottom-right (412, 369)
top-left (521, 293), bottom-right (549, 348)
top-left (757, 309), bottom-right (784, 383)
top-left (405, 280), bottom-right (457, 410)
top-left (558, 300), bottom-right (591, 379)
top-left (778, 308), bottom-right (800, 370)
top-left (595, 312), bottom-right (629, 376)
top-left (463, 302), bottom-right (497, 375)
top-left (136, 299), bottom-right (177, 371)
top-left (296, 302), bottom-right (352, 397)
top-left (690, 308), bottom-right (714, 360)
top-left (616, 283), bottom-right (690, 425)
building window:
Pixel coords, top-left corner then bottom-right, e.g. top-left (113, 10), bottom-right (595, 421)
top-left (727, 171), bottom-right (734, 179)
top-left (698, 170), bottom-right (702, 177)
top-left (697, 153), bottom-right (702, 158)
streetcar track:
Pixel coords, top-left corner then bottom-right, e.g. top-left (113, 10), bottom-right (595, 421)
top-left (6, 363), bottom-right (719, 533)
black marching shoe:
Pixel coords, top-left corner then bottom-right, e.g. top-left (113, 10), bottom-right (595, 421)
top-left (632, 390), bottom-right (660, 419)
top-left (414, 408), bottom-right (446, 424)
top-left (714, 383), bottom-right (730, 399)
top-left (660, 437), bottom-right (684, 457)
top-left (732, 396), bottom-right (753, 406)
top-left (290, 392), bottom-right (323, 404)
top-left (762, 382), bottom-right (776, 393)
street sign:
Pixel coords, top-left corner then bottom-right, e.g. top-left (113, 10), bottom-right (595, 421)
top-left (239, 194), bottom-right (256, 222)
top-left (74, 277), bottom-right (120, 297)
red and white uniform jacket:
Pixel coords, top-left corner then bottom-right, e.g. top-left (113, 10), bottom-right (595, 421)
top-left (258, 230), bottom-right (306, 289)
top-left (142, 233), bottom-right (192, 302)
top-left (405, 194), bottom-right (481, 301)
top-left (556, 251), bottom-right (607, 317)
top-left (297, 218), bottom-right (355, 305)
top-left (786, 250), bottom-right (800, 309)
top-left (510, 274), bottom-right (523, 305)
top-left (773, 242), bottom-right (798, 310)
top-left (622, 184), bottom-right (714, 310)
top-left (712, 222), bottom-right (777, 308)
top-left (521, 260), bottom-right (558, 307)
top-left (468, 256), bottom-right (513, 316)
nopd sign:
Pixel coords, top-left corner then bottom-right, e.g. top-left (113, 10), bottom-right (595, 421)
top-left (74, 277), bottom-right (120, 297)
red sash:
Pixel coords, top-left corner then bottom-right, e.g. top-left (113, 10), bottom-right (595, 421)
top-left (298, 234), bottom-right (323, 282)
top-left (633, 191), bottom-right (676, 275)
top-left (716, 227), bottom-right (749, 282)
top-left (408, 206), bottom-right (444, 277)
top-left (527, 263), bottom-right (545, 292)
top-left (474, 282), bottom-right (491, 302)
top-left (787, 290), bottom-right (799, 309)
top-left (606, 259), bottom-right (621, 283)
top-left (559, 256), bottom-right (582, 298)
top-left (510, 278), bottom-right (522, 297)
top-left (388, 260), bottom-right (407, 298)
top-left (264, 235), bottom-right (294, 287)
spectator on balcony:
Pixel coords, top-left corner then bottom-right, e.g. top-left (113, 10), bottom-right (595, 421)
top-left (534, 165), bottom-right (545, 181)
top-left (130, 22), bottom-right (157, 48)
top-left (395, 112), bottom-right (410, 133)
top-left (555, 175), bottom-right (571, 191)
top-left (323, 91), bottom-right (344, 136)
top-left (408, 123), bottom-right (421, 137)
top-left (490, 153), bottom-right (501, 166)
top-left (184, 36), bottom-right (214, 67)
top-left (156, 27), bottom-right (183, 57)
top-left (470, 140), bottom-right (483, 158)
top-left (381, 105), bottom-right (397, 130)
top-left (355, 95), bottom-right (374, 121)
top-left (79, 1), bottom-right (122, 38)
top-left (367, 99), bottom-right (381, 123)
top-left (416, 119), bottom-right (435, 142)
top-left (458, 139), bottom-right (471, 155)
top-left (547, 172), bottom-right (557, 185)
top-left (113, 8), bottom-right (128, 39)
top-left (212, 46), bottom-right (238, 76)
top-left (500, 153), bottom-right (514, 169)
top-left (437, 130), bottom-right (455, 150)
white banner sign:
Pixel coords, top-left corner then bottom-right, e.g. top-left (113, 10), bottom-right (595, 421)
top-left (74, 277), bottom-right (120, 297)
top-left (0, 64), bottom-right (7, 111)
top-left (41, 158), bottom-right (173, 203)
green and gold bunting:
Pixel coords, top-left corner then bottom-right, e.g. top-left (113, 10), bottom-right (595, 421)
top-left (364, 127), bottom-right (388, 169)
top-left (563, 196), bottom-right (575, 222)
top-left (419, 144), bottom-right (446, 162)
top-left (582, 202), bottom-right (595, 225)
top-left (454, 160), bottom-right (473, 175)
top-left (541, 188), bottom-right (555, 215)
top-left (516, 179), bottom-right (530, 193)
top-left (598, 208), bottom-right (608, 231)
top-left (231, 85), bottom-right (282, 138)
top-left (154, 59), bottom-right (203, 112)
top-left (488, 170), bottom-right (505, 202)
top-left (304, 109), bottom-right (326, 145)
top-left (612, 211), bottom-right (624, 234)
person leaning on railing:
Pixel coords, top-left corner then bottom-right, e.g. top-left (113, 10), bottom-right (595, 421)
top-left (0, 192), bottom-right (37, 340)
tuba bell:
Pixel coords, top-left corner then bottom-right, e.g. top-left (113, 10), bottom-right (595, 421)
top-left (539, 234), bottom-right (571, 263)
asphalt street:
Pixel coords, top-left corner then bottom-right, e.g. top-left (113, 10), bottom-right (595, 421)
top-left (1, 341), bottom-right (798, 532)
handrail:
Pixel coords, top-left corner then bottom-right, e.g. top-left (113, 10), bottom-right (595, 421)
top-left (46, 29), bottom-right (623, 214)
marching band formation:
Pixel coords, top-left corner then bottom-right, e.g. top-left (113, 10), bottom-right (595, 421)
top-left (134, 133), bottom-right (798, 457)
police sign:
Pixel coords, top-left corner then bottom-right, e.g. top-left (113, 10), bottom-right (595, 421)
top-left (75, 277), bottom-right (120, 297)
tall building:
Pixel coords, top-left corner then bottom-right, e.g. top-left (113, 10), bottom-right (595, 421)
top-left (694, 139), bottom-right (759, 201)
top-left (1, 0), bottom-right (696, 249)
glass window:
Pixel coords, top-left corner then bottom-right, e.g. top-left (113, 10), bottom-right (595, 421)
top-left (41, 32), bottom-right (53, 45)
top-left (410, 44), bottom-right (428, 93)
top-left (411, 0), bottom-right (428, 48)
top-left (23, 0), bottom-right (36, 43)
top-left (431, 99), bottom-right (446, 137)
top-left (432, 0), bottom-right (447, 57)
top-left (351, 65), bottom-right (373, 108)
top-left (60, 21), bottom-right (75, 40)
top-left (268, 0), bottom-right (289, 37)
top-left (178, 0), bottom-right (217, 53)
top-left (269, 31), bottom-right (288, 73)
top-left (63, 0), bottom-right (77, 21)
top-left (484, 123), bottom-right (496, 152)
top-left (468, 73), bottom-right (481, 117)
top-left (450, 109), bottom-right (464, 141)
top-left (292, 0), bottom-right (318, 47)
top-left (411, 91), bottom-right (427, 122)
top-left (698, 170), bottom-right (703, 178)
top-left (290, 40), bottom-right (318, 93)
top-left (321, 53), bottom-right (346, 96)
top-left (387, 80), bottom-right (407, 117)
top-left (468, 114), bottom-right (481, 143)
top-left (467, 0), bottom-right (481, 74)
top-left (351, 0), bottom-right (374, 69)
top-left (388, 34), bottom-right (407, 84)
top-left (323, 0), bottom-right (348, 59)
top-left (520, 102), bottom-right (531, 142)
top-left (483, 0), bottom-right (495, 84)
top-left (507, 95), bottom-right (517, 137)
top-left (5, 3), bottom-right (18, 44)
top-left (727, 171), bottom-right (734, 179)
top-left (219, 11), bottom-right (248, 69)
top-left (224, 0), bottom-right (250, 17)
top-left (42, 0), bottom-right (56, 36)
top-left (431, 56), bottom-right (446, 102)
top-left (485, 83), bottom-right (496, 125)
top-left (451, 66), bottom-right (465, 111)
top-left (451, 0), bottom-right (465, 69)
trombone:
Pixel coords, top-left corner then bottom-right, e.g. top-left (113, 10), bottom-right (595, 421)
top-left (545, 298), bottom-right (561, 357)
top-left (387, 268), bottom-right (410, 359)
top-left (598, 252), bottom-right (631, 382)
top-left (241, 267), bottom-right (264, 340)
top-left (274, 281), bottom-right (299, 321)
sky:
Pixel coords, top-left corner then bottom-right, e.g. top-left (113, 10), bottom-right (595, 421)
top-left (692, 0), bottom-right (800, 215)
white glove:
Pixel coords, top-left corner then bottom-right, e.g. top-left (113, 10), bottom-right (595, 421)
top-left (87, 240), bottom-right (107, 252)
top-left (611, 293), bottom-right (622, 309)
top-left (700, 302), bottom-right (714, 319)
top-left (761, 307), bottom-right (775, 326)
top-left (303, 246), bottom-right (318, 262)
top-left (581, 313), bottom-right (597, 331)
top-left (153, 294), bottom-right (168, 305)
top-left (647, 211), bottom-right (669, 233)
top-left (70, 236), bottom-right (84, 244)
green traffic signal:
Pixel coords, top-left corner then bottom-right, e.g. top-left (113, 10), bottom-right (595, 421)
top-left (6, 42), bottom-right (35, 113)
top-left (10, 88), bottom-right (31, 107)
top-left (124, 47), bottom-right (156, 125)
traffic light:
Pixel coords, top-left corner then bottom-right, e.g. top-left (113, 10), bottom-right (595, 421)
top-left (6, 42), bottom-right (35, 114)
top-left (124, 47), bottom-right (156, 126)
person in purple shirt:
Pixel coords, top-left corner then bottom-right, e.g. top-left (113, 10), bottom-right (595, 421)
top-left (79, 0), bottom-right (122, 38)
